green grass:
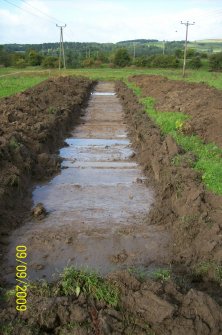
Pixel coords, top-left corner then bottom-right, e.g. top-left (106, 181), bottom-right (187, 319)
top-left (1, 66), bottom-right (222, 99)
top-left (193, 261), bottom-right (222, 284)
top-left (60, 266), bottom-right (119, 307)
top-left (128, 266), bottom-right (171, 282)
top-left (127, 83), bottom-right (222, 195)
top-left (30, 266), bottom-right (119, 307)
top-left (151, 268), bottom-right (171, 281)
top-left (0, 75), bottom-right (48, 98)
top-left (62, 68), bottom-right (222, 89)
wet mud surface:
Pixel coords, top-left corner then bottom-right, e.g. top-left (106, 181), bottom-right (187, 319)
top-left (2, 82), bottom-right (170, 283)
top-left (1, 78), bottom-right (222, 335)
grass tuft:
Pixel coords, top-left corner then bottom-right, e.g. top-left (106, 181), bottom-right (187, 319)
top-left (151, 268), bottom-right (171, 282)
top-left (193, 261), bottom-right (222, 284)
top-left (60, 266), bottom-right (119, 307)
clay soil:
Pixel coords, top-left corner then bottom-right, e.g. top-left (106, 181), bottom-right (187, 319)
top-left (0, 76), bottom-right (94, 240)
top-left (0, 77), bottom-right (222, 335)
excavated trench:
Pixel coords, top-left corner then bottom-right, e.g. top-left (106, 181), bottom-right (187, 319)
top-left (3, 82), bottom-right (170, 283)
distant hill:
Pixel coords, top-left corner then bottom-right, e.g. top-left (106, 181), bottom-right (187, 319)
top-left (196, 39), bottom-right (222, 43)
top-left (117, 39), bottom-right (159, 44)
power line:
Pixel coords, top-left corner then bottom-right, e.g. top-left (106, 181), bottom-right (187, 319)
top-left (2, 0), bottom-right (48, 21)
top-left (181, 21), bottom-right (195, 77)
top-left (19, 0), bottom-right (65, 25)
top-left (2, 0), bottom-right (65, 26)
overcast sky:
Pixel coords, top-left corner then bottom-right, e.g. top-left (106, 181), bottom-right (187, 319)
top-left (0, 0), bottom-right (222, 44)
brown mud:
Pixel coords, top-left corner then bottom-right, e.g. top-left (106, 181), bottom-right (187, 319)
top-left (0, 76), bottom-right (94, 246)
top-left (0, 78), bottom-right (222, 335)
top-left (117, 79), bottom-right (222, 266)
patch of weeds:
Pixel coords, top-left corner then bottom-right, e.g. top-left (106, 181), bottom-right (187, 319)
top-left (174, 133), bottom-right (222, 194)
top-left (216, 265), bottom-right (222, 283)
top-left (141, 96), bottom-right (189, 134)
top-left (3, 288), bottom-right (16, 302)
top-left (0, 322), bottom-right (14, 335)
top-left (59, 266), bottom-right (119, 307)
top-left (47, 106), bottom-right (57, 114)
top-left (29, 279), bottom-right (59, 297)
top-left (128, 266), bottom-right (150, 281)
top-left (129, 266), bottom-right (171, 283)
top-left (9, 137), bottom-right (21, 150)
top-left (193, 261), bottom-right (222, 284)
top-left (151, 268), bottom-right (171, 282)
top-left (124, 80), bottom-right (142, 97)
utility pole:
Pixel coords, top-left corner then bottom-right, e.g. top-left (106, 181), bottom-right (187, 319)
top-left (181, 21), bottom-right (195, 77)
top-left (56, 24), bottom-right (66, 70)
top-left (163, 40), bottom-right (165, 55)
top-left (133, 42), bottom-right (136, 61)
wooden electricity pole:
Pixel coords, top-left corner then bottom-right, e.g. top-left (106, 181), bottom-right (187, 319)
top-left (133, 42), bottom-right (136, 61)
top-left (56, 24), bottom-right (66, 70)
top-left (163, 40), bottom-right (165, 55)
top-left (181, 21), bottom-right (195, 77)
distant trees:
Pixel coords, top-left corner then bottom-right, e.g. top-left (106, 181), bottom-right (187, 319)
top-left (1, 41), bottom-right (222, 72)
top-left (134, 55), bottom-right (179, 68)
top-left (26, 50), bottom-right (43, 66)
top-left (42, 56), bottom-right (58, 68)
top-left (209, 52), bottom-right (222, 71)
top-left (113, 48), bottom-right (131, 67)
top-left (175, 48), bottom-right (183, 58)
top-left (0, 46), bottom-right (12, 67)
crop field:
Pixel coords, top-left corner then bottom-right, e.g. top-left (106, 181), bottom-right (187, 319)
top-left (0, 67), bottom-right (222, 334)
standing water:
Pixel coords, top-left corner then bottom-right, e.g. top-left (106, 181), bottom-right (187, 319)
top-left (3, 82), bottom-right (170, 282)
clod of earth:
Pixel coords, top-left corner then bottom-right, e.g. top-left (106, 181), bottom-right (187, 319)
top-left (32, 203), bottom-right (47, 219)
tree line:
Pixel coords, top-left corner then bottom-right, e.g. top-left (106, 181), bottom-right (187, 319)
top-left (1, 41), bottom-right (222, 71)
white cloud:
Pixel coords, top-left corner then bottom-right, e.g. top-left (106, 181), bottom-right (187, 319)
top-left (0, 0), bottom-right (221, 43)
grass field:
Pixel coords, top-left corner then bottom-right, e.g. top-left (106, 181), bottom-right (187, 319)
top-left (0, 68), bottom-right (50, 98)
top-left (0, 67), bottom-right (222, 98)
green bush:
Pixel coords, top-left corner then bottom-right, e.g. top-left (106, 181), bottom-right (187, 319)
top-left (15, 58), bottom-right (27, 68)
top-left (42, 56), bottom-right (58, 68)
top-left (150, 55), bottom-right (179, 68)
top-left (134, 55), bottom-right (179, 68)
top-left (188, 56), bottom-right (202, 69)
top-left (209, 52), bottom-right (222, 71)
top-left (113, 48), bottom-right (131, 67)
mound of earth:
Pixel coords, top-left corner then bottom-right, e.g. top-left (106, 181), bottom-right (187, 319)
top-left (116, 80), bottom-right (222, 271)
top-left (0, 76), bottom-right (94, 243)
top-left (1, 271), bottom-right (222, 335)
top-left (129, 74), bottom-right (222, 148)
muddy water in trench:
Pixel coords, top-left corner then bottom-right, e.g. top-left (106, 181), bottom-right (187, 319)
top-left (4, 82), bottom-right (170, 282)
